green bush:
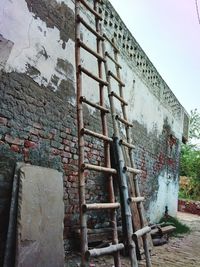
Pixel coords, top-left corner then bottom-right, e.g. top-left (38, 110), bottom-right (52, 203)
top-left (159, 215), bottom-right (190, 235)
top-left (180, 145), bottom-right (200, 200)
top-left (179, 109), bottom-right (200, 200)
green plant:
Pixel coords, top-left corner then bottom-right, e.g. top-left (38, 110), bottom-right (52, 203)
top-left (179, 109), bottom-right (200, 200)
top-left (159, 215), bottom-right (190, 235)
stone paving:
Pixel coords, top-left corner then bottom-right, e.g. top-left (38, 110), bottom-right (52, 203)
top-left (65, 212), bottom-right (200, 267)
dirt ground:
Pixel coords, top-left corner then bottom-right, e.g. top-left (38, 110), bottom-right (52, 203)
top-left (65, 212), bottom-right (200, 267)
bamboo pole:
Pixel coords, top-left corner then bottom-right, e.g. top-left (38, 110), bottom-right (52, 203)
top-left (85, 243), bottom-right (124, 259)
top-left (113, 137), bottom-right (138, 267)
top-left (95, 1), bottom-right (121, 265)
top-left (82, 202), bottom-right (120, 211)
top-left (113, 45), bottom-right (152, 267)
top-left (75, 1), bottom-right (88, 267)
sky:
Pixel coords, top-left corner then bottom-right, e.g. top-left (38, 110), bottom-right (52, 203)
top-left (109, 0), bottom-right (200, 114)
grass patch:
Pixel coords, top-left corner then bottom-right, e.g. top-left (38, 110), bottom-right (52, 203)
top-left (159, 215), bottom-right (190, 236)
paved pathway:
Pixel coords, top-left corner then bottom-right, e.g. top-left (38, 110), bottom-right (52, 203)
top-left (65, 212), bottom-right (200, 267)
top-left (151, 212), bottom-right (200, 267)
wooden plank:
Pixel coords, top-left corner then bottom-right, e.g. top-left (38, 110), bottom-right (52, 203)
top-left (151, 225), bottom-right (176, 237)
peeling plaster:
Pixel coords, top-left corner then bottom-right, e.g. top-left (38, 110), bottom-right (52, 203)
top-left (0, 0), bottom-right (75, 91)
top-left (0, 34), bottom-right (14, 70)
top-left (147, 171), bottom-right (179, 223)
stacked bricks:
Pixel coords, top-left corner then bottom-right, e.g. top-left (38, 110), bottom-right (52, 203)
top-left (0, 71), bottom-right (109, 250)
top-left (178, 199), bottom-right (200, 216)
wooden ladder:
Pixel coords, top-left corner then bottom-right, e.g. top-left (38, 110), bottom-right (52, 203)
top-left (75, 0), bottom-right (125, 266)
top-left (102, 35), bottom-right (152, 267)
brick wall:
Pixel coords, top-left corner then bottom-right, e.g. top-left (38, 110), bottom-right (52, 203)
top-left (0, 0), bottom-right (188, 253)
top-left (0, 71), bottom-right (111, 250)
top-left (178, 199), bottom-right (200, 216)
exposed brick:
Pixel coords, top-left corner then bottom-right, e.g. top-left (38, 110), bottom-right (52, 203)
top-left (33, 122), bottom-right (42, 129)
top-left (62, 139), bottom-right (70, 145)
top-left (5, 134), bottom-right (24, 146)
top-left (62, 157), bottom-right (69, 164)
top-left (50, 128), bottom-right (57, 135)
top-left (66, 128), bottom-right (71, 134)
top-left (64, 146), bottom-right (70, 152)
top-left (0, 116), bottom-right (8, 125)
top-left (10, 144), bottom-right (20, 152)
top-left (24, 140), bottom-right (37, 148)
top-left (51, 140), bottom-right (62, 149)
top-left (68, 176), bottom-right (77, 182)
top-left (51, 148), bottom-right (60, 155)
top-left (60, 132), bottom-right (67, 138)
top-left (29, 128), bottom-right (39, 135)
top-left (22, 148), bottom-right (29, 162)
top-left (28, 135), bottom-right (39, 142)
top-left (73, 154), bottom-right (78, 160)
top-left (39, 130), bottom-right (53, 139)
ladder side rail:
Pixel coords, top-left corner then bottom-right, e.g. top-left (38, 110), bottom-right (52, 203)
top-left (94, 1), bottom-right (121, 265)
top-left (113, 137), bottom-right (138, 267)
top-left (102, 42), bottom-right (119, 138)
top-left (113, 49), bottom-right (132, 144)
top-left (75, 1), bottom-right (88, 266)
top-left (103, 39), bottom-right (138, 267)
top-left (129, 153), bottom-right (152, 267)
top-left (112, 39), bottom-right (152, 267)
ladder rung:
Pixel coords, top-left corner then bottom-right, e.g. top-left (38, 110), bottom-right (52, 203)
top-left (81, 128), bottom-right (112, 142)
top-left (78, 65), bottom-right (108, 86)
top-left (103, 34), bottom-right (120, 53)
top-left (81, 163), bottom-right (117, 174)
top-left (119, 139), bottom-right (135, 149)
top-left (79, 0), bottom-right (102, 20)
top-left (77, 15), bottom-right (104, 40)
top-left (85, 243), bottom-right (124, 259)
top-left (109, 91), bottom-right (128, 105)
top-left (123, 166), bottom-right (142, 175)
top-left (80, 96), bottom-right (109, 113)
top-left (82, 202), bottom-right (120, 212)
top-left (132, 226), bottom-right (151, 239)
top-left (105, 51), bottom-right (122, 69)
top-left (78, 39), bottom-right (106, 62)
top-left (128, 197), bottom-right (145, 203)
top-left (115, 115), bottom-right (133, 127)
top-left (108, 71), bottom-right (125, 87)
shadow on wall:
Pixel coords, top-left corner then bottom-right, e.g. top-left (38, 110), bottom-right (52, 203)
top-left (0, 156), bottom-right (16, 267)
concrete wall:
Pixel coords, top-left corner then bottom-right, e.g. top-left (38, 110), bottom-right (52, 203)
top-left (0, 0), bottom-right (189, 251)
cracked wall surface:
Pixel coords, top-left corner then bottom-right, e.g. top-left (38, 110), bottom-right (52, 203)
top-left (0, 0), bottom-right (189, 253)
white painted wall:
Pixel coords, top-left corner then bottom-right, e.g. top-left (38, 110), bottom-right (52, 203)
top-left (0, 0), bottom-right (75, 93)
top-left (0, 0), bottom-right (185, 222)
top-left (147, 171), bottom-right (179, 222)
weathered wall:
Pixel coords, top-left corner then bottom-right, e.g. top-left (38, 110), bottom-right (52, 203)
top-left (0, 157), bottom-right (15, 265)
top-left (0, 0), bottom-right (189, 252)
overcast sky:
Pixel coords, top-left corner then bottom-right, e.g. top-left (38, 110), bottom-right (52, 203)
top-left (109, 0), bottom-right (200, 114)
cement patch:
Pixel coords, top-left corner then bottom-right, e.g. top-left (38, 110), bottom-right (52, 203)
top-left (0, 34), bottom-right (14, 70)
top-left (15, 165), bottom-right (64, 267)
top-left (25, 0), bottom-right (75, 45)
